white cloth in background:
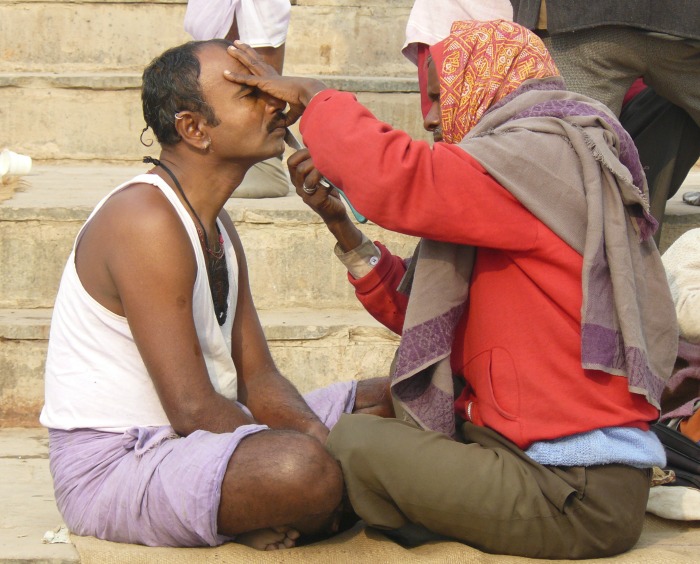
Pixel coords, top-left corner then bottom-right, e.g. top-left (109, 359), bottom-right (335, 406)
top-left (184, 0), bottom-right (291, 47)
top-left (402, 0), bottom-right (513, 64)
top-left (662, 228), bottom-right (700, 344)
top-left (646, 486), bottom-right (700, 521)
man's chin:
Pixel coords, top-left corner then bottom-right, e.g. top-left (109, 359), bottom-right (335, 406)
top-left (268, 140), bottom-right (287, 160)
top-left (245, 139), bottom-right (286, 164)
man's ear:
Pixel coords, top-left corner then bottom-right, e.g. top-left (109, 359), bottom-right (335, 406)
top-left (173, 111), bottom-right (210, 151)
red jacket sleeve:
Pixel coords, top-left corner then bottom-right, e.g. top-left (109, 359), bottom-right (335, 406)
top-left (300, 90), bottom-right (539, 251)
top-left (347, 242), bottom-right (409, 335)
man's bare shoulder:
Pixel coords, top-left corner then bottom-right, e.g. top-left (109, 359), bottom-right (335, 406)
top-left (97, 181), bottom-right (182, 231)
top-left (83, 181), bottom-right (195, 275)
top-left (75, 181), bottom-right (196, 315)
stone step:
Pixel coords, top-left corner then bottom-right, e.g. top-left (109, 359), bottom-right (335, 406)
top-left (2, 167), bottom-right (699, 428)
top-left (0, 307), bottom-right (400, 428)
top-left (0, 165), bottom-right (420, 310)
top-left (0, 0), bottom-right (415, 76)
top-left (3, 167), bottom-right (700, 311)
top-left (0, 74), bottom-right (423, 162)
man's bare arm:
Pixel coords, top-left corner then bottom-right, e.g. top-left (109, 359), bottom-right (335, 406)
top-left (93, 187), bottom-right (255, 436)
top-left (218, 211), bottom-right (330, 443)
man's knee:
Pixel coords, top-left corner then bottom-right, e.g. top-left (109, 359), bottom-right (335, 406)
top-left (326, 414), bottom-right (425, 493)
top-left (276, 432), bottom-right (344, 510)
top-left (234, 430), bottom-right (342, 507)
top-left (219, 430), bottom-right (344, 535)
top-left (328, 414), bottom-right (419, 458)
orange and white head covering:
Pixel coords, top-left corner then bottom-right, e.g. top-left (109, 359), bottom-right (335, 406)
top-left (429, 20), bottom-right (559, 143)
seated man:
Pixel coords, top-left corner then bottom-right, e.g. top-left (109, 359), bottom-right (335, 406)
top-left (225, 19), bottom-right (677, 559)
top-left (40, 39), bottom-right (391, 550)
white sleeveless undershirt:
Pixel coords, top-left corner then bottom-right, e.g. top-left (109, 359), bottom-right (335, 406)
top-left (40, 174), bottom-right (239, 432)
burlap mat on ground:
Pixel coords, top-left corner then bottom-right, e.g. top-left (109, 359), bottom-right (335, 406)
top-left (72, 515), bottom-right (700, 563)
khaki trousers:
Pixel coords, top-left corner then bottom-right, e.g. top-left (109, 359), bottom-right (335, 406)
top-left (231, 155), bottom-right (291, 198)
top-left (540, 27), bottom-right (700, 124)
top-left (326, 414), bottom-right (651, 559)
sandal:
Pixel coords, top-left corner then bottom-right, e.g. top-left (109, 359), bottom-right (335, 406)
top-left (682, 191), bottom-right (700, 206)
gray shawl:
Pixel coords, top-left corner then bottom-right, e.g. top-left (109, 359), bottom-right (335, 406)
top-left (391, 78), bottom-right (678, 437)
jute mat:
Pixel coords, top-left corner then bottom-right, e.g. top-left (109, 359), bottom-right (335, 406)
top-left (72, 515), bottom-right (700, 563)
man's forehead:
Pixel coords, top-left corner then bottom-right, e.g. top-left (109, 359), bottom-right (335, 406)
top-left (197, 43), bottom-right (246, 88)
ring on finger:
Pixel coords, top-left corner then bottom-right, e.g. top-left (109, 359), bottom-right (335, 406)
top-left (302, 182), bottom-right (317, 195)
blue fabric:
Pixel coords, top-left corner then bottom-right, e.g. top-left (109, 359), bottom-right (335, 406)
top-left (525, 426), bottom-right (666, 468)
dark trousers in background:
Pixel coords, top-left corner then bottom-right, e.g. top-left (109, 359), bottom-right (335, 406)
top-left (620, 87), bottom-right (700, 243)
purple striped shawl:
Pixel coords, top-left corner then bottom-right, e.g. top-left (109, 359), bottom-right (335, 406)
top-left (660, 339), bottom-right (700, 421)
top-left (391, 78), bottom-right (677, 437)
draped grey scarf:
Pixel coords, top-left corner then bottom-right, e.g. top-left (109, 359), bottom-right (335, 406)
top-left (391, 78), bottom-right (678, 437)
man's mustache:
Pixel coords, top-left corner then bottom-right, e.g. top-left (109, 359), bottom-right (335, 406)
top-left (268, 111), bottom-right (287, 133)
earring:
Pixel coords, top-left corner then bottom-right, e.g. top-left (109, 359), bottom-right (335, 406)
top-left (203, 139), bottom-right (211, 150)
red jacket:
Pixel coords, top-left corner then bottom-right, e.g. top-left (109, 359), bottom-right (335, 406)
top-left (300, 90), bottom-right (658, 448)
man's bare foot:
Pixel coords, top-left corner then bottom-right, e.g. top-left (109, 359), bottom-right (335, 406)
top-left (236, 526), bottom-right (300, 550)
top-left (354, 377), bottom-right (394, 418)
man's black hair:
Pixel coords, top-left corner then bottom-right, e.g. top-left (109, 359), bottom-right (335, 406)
top-left (141, 39), bottom-right (230, 146)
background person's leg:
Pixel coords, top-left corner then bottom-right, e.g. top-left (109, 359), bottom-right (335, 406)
top-left (327, 414), bottom-right (650, 559)
top-left (231, 155), bottom-right (291, 198)
top-left (644, 35), bottom-right (700, 129)
top-left (540, 27), bottom-right (642, 115)
top-left (620, 87), bottom-right (700, 243)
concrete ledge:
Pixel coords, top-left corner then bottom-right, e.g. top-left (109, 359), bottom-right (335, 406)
top-left (0, 85), bottom-right (423, 161)
top-left (0, 166), bottom-right (420, 309)
top-left (0, 72), bottom-right (418, 93)
top-left (0, 427), bottom-right (78, 563)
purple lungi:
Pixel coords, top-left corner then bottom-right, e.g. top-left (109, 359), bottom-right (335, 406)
top-left (48, 381), bottom-right (357, 547)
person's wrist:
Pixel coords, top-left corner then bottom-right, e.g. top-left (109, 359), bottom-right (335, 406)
top-left (324, 213), bottom-right (352, 232)
top-left (326, 216), bottom-right (363, 252)
top-left (301, 79), bottom-right (327, 106)
top-left (305, 421), bottom-right (330, 444)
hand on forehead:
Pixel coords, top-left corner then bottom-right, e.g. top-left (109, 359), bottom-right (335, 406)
top-left (198, 43), bottom-right (247, 86)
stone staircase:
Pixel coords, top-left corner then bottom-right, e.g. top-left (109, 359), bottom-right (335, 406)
top-left (0, 166), bottom-right (422, 427)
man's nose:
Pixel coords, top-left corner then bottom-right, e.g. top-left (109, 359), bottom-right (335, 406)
top-left (262, 92), bottom-right (286, 111)
top-left (423, 102), bottom-right (440, 132)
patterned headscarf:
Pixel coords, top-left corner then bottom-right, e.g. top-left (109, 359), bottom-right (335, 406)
top-left (430, 20), bottom-right (559, 143)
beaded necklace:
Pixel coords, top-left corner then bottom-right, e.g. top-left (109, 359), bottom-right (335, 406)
top-left (143, 157), bottom-right (229, 326)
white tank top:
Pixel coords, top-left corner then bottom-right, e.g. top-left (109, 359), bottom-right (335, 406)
top-left (40, 174), bottom-right (239, 432)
